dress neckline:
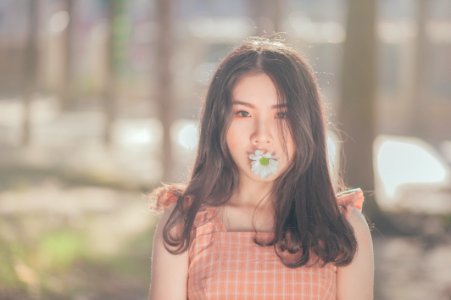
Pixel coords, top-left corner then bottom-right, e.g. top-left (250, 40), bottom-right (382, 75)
top-left (206, 205), bottom-right (274, 235)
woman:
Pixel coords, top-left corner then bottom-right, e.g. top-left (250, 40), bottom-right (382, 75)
top-left (148, 37), bottom-right (374, 300)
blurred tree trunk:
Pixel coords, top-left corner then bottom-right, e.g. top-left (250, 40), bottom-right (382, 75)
top-left (21, 0), bottom-right (40, 146)
top-left (249, 0), bottom-right (284, 34)
top-left (60, 0), bottom-right (75, 110)
top-left (156, 0), bottom-right (174, 181)
top-left (338, 0), bottom-right (384, 223)
top-left (103, 0), bottom-right (127, 146)
top-left (410, 0), bottom-right (429, 138)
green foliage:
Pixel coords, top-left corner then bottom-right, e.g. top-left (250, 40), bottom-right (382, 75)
top-left (37, 230), bottom-right (87, 272)
top-left (0, 218), bottom-right (154, 299)
top-left (0, 167), bottom-right (155, 298)
top-left (0, 240), bottom-right (24, 287)
top-left (0, 228), bottom-right (87, 294)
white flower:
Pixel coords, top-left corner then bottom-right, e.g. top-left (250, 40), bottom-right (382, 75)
top-left (249, 150), bottom-right (279, 179)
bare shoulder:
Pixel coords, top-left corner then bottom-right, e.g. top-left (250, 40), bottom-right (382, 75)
top-left (345, 207), bottom-right (372, 238)
top-left (343, 207), bottom-right (373, 259)
top-left (336, 207), bottom-right (374, 300)
top-left (149, 203), bottom-right (188, 300)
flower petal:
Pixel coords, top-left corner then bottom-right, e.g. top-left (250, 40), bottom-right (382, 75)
top-left (262, 152), bottom-right (273, 158)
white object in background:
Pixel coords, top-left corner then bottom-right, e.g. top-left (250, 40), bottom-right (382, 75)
top-left (374, 135), bottom-right (450, 212)
top-left (171, 119), bottom-right (199, 151)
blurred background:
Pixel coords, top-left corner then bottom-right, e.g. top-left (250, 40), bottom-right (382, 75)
top-left (0, 0), bottom-right (450, 299)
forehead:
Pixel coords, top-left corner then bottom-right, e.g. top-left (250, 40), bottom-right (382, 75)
top-left (231, 72), bottom-right (284, 107)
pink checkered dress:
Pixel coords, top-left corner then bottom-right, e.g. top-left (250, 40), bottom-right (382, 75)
top-left (157, 188), bottom-right (364, 300)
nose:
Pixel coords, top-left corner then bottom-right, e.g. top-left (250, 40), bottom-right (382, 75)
top-left (251, 120), bottom-right (272, 146)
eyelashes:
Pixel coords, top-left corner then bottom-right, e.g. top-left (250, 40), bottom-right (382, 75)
top-left (235, 110), bottom-right (251, 118)
top-left (233, 110), bottom-right (288, 119)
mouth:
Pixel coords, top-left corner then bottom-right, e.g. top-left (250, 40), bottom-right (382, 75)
top-left (248, 150), bottom-right (279, 179)
top-left (248, 149), bottom-right (277, 159)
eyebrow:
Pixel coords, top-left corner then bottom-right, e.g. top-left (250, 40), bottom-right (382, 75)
top-left (232, 100), bottom-right (288, 109)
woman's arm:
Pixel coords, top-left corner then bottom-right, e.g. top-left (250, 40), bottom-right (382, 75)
top-left (337, 208), bottom-right (374, 300)
top-left (148, 206), bottom-right (188, 300)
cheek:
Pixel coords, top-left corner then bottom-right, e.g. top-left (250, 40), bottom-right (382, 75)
top-left (227, 120), bottom-right (250, 146)
top-left (226, 124), bottom-right (242, 155)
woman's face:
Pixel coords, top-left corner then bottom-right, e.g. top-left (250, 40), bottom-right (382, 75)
top-left (226, 72), bottom-right (295, 182)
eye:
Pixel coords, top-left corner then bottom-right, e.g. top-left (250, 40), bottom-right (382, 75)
top-left (275, 111), bottom-right (288, 119)
top-left (234, 110), bottom-right (251, 118)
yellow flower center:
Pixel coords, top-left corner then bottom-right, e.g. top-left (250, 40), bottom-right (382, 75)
top-left (259, 157), bottom-right (270, 166)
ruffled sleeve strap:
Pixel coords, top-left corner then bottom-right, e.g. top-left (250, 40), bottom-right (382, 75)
top-left (148, 185), bottom-right (185, 212)
top-left (336, 188), bottom-right (364, 216)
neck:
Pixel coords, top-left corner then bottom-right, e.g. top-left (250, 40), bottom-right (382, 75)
top-left (229, 175), bottom-right (273, 208)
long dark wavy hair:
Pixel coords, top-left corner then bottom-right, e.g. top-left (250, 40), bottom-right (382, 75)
top-left (154, 37), bottom-right (357, 268)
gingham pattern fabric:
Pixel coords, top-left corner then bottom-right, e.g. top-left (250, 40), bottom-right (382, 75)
top-left (159, 188), bottom-right (364, 300)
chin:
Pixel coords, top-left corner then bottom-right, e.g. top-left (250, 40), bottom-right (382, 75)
top-left (247, 172), bottom-right (278, 182)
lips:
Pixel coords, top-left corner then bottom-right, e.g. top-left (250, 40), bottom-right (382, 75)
top-left (248, 149), bottom-right (277, 159)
